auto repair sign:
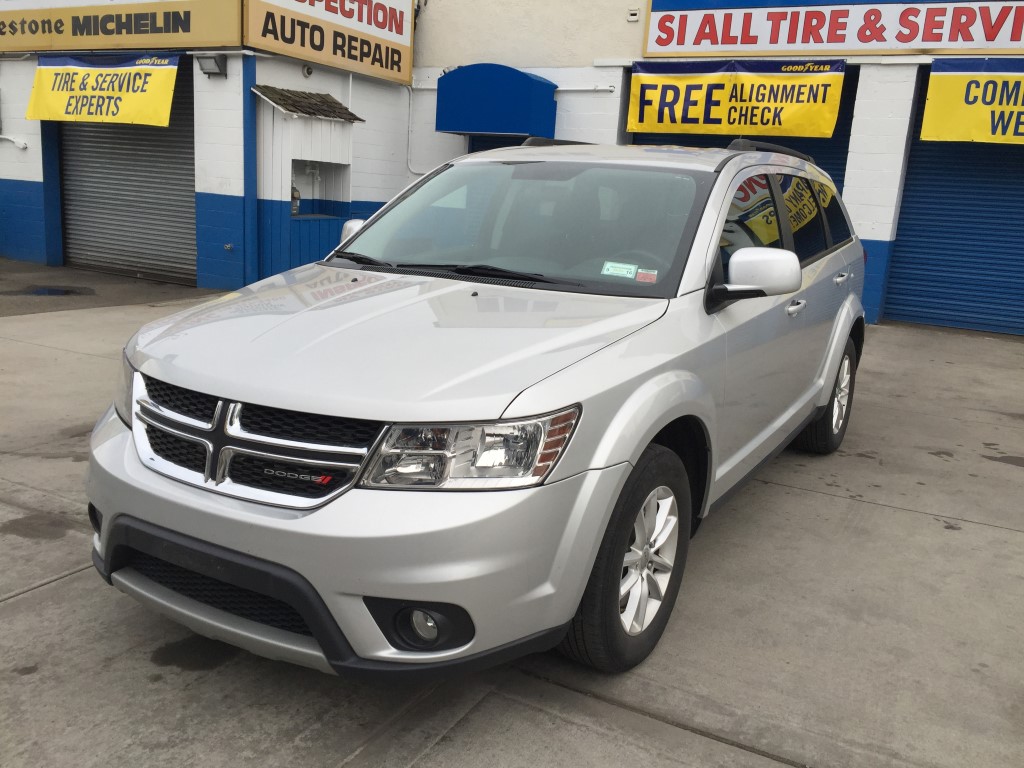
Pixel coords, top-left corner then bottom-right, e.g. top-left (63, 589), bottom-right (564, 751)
top-left (646, 2), bottom-right (1024, 56)
top-left (628, 60), bottom-right (845, 137)
top-left (246, 0), bottom-right (414, 85)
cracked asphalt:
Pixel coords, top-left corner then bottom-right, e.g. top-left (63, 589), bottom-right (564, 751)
top-left (2, 262), bottom-right (1023, 768)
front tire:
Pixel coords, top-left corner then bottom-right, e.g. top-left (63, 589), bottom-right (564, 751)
top-left (560, 444), bottom-right (691, 672)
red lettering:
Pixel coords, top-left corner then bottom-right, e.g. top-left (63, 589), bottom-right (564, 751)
top-left (721, 12), bottom-right (738, 45)
top-left (980, 4), bottom-right (1012, 41)
top-left (922, 7), bottom-right (946, 43)
top-left (802, 10), bottom-right (825, 44)
top-left (677, 14), bottom-right (687, 44)
top-left (1015, 7), bottom-right (1024, 42)
top-left (693, 14), bottom-right (718, 46)
top-left (949, 7), bottom-right (976, 42)
top-left (827, 10), bottom-right (849, 44)
top-left (787, 11), bottom-right (799, 44)
top-left (766, 11), bottom-right (786, 44)
top-left (655, 14), bottom-right (674, 46)
top-left (896, 9), bottom-right (919, 43)
top-left (325, 0), bottom-right (339, 14)
top-left (740, 12), bottom-right (757, 44)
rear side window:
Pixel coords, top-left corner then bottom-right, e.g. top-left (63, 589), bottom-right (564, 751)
top-left (812, 181), bottom-right (853, 245)
top-left (776, 175), bottom-right (828, 264)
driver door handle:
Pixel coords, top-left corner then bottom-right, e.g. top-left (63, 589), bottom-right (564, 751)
top-left (786, 300), bottom-right (807, 317)
top-left (834, 272), bottom-right (851, 286)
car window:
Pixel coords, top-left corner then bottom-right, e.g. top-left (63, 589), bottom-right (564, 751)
top-left (776, 175), bottom-right (828, 264)
top-left (339, 161), bottom-right (715, 299)
top-left (811, 180), bottom-right (853, 245)
top-left (719, 174), bottom-right (782, 281)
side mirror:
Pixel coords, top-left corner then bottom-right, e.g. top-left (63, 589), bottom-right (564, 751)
top-left (340, 218), bottom-right (365, 246)
top-left (711, 247), bottom-right (801, 302)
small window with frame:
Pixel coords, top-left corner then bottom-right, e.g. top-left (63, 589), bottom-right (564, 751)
top-left (776, 175), bottom-right (828, 264)
top-left (811, 180), bottom-right (853, 246)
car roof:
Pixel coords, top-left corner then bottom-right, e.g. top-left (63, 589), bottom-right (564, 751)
top-left (454, 142), bottom-right (815, 174)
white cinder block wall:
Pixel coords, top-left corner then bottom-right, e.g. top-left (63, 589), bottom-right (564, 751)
top-left (841, 64), bottom-right (918, 244)
top-left (193, 54), bottom-right (245, 199)
top-left (0, 58), bottom-right (43, 184)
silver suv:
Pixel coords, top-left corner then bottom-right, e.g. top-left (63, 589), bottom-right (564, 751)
top-left (88, 142), bottom-right (864, 675)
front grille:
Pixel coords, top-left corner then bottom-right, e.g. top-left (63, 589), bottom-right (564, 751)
top-left (134, 375), bottom-right (378, 507)
top-left (239, 403), bottom-right (382, 448)
top-left (143, 375), bottom-right (219, 423)
top-left (146, 426), bottom-right (207, 475)
top-left (129, 550), bottom-right (313, 637)
top-left (229, 455), bottom-right (352, 498)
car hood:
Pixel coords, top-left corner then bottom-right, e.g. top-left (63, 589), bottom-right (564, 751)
top-left (131, 263), bottom-right (667, 422)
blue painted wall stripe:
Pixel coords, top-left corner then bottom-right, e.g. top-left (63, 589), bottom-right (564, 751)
top-left (242, 54), bottom-right (259, 285)
top-left (0, 180), bottom-right (46, 264)
top-left (40, 122), bottom-right (64, 267)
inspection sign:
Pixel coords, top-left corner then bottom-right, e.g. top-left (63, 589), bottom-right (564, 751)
top-left (26, 54), bottom-right (179, 126)
top-left (628, 60), bottom-right (845, 137)
top-left (246, 0), bottom-right (415, 85)
top-left (922, 58), bottom-right (1024, 144)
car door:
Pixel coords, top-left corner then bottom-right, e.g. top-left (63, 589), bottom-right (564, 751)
top-left (709, 171), bottom-right (810, 492)
top-left (774, 174), bottom-right (851, 401)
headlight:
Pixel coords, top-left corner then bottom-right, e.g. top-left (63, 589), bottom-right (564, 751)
top-left (362, 406), bottom-right (580, 490)
top-left (114, 352), bottom-right (137, 426)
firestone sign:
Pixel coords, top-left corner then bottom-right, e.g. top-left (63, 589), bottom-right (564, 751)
top-left (646, 1), bottom-right (1024, 56)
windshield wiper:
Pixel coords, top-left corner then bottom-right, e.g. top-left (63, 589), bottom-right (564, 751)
top-left (398, 263), bottom-right (579, 285)
top-left (331, 251), bottom-right (394, 268)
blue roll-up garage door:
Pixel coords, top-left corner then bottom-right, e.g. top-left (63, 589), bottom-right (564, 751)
top-left (632, 66), bottom-right (859, 192)
top-left (886, 69), bottom-right (1024, 335)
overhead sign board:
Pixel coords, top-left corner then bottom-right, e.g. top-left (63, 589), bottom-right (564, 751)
top-left (922, 58), bottom-right (1024, 144)
top-left (628, 60), bottom-right (845, 137)
top-left (26, 54), bottom-right (180, 126)
top-left (646, 2), bottom-right (1024, 57)
top-left (245, 0), bottom-right (415, 85)
top-left (0, 0), bottom-right (241, 52)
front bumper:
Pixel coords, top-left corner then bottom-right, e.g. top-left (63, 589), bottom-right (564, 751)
top-left (88, 408), bottom-right (630, 675)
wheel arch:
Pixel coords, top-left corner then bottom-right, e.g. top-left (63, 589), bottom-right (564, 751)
top-left (650, 416), bottom-right (712, 528)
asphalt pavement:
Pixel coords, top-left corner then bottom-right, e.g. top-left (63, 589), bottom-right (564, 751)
top-left (1, 266), bottom-right (1022, 768)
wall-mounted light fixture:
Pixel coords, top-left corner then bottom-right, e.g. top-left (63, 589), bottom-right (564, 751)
top-left (196, 54), bottom-right (228, 78)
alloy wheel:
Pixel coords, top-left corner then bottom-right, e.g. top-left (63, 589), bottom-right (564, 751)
top-left (832, 354), bottom-right (852, 434)
top-left (619, 485), bottom-right (679, 636)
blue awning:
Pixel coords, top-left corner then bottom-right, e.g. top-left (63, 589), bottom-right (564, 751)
top-left (436, 63), bottom-right (557, 139)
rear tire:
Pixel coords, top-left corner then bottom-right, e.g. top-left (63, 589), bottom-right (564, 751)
top-left (793, 337), bottom-right (857, 454)
top-left (559, 444), bottom-right (691, 672)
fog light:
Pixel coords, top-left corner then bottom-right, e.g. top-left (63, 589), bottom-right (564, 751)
top-left (410, 609), bottom-right (438, 644)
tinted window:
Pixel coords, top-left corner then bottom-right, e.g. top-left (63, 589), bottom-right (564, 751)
top-left (340, 162), bottom-right (713, 298)
top-left (720, 174), bottom-right (781, 280)
top-left (776, 175), bottom-right (828, 263)
top-left (812, 181), bottom-right (853, 245)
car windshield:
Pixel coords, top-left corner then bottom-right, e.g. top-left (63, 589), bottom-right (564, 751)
top-left (331, 160), bottom-right (714, 298)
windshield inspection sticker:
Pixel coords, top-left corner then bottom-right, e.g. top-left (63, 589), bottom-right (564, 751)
top-left (601, 261), bottom-right (638, 279)
top-left (636, 269), bottom-right (658, 283)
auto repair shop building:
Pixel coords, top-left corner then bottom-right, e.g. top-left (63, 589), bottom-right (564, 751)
top-left (0, 0), bottom-right (1021, 335)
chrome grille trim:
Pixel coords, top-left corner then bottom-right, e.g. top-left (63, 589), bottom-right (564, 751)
top-left (225, 403), bottom-right (371, 456)
top-left (129, 373), bottom-right (386, 510)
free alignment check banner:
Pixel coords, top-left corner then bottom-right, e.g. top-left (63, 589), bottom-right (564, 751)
top-left (628, 60), bottom-right (845, 137)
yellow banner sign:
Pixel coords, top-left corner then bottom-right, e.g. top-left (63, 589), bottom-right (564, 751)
top-left (922, 59), bottom-right (1024, 144)
top-left (26, 55), bottom-right (179, 126)
top-left (245, 0), bottom-right (414, 85)
top-left (0, 0), bottom-right (241, 52)
top-left (628, 60), bottom-right (844, 137)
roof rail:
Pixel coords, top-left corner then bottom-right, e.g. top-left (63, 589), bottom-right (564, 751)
top-left (727, 139), bottom-right (814, 163)
top-left (521, 137), bottom-right (594, 147)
